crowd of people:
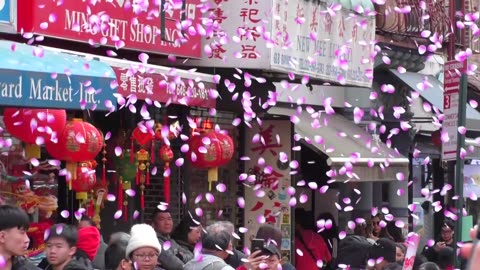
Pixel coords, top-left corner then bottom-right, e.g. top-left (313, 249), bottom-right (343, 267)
top-left (0, 204), bottom-right (478, 270)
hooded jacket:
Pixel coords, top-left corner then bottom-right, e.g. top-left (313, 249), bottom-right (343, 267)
top-left (184, 254), bottom-right (234, 270)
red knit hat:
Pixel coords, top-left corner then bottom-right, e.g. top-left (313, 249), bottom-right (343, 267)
top-left (77, 226), bottom-right (100, 261)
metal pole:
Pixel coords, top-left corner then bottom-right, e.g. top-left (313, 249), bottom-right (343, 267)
top-left (454, 73), bottom-right (467, 268)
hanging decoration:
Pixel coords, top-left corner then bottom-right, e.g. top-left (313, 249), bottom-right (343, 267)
top-left (3, 108), bottom-right (66, 159)
top-left (159, 144), bottom-right (174, 204)
top-left (72, 161), bottom-right (97, 206)
top-left (113, 150), bottom-right (137, 222)
top-left (136, 149), bottom-right (149, 209)
top-left (188, 121), bottom-right (234, 191)
top-left (45, 119), bottom-right (103, 190)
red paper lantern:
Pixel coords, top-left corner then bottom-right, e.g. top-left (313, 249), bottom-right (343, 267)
top-left (159, 144), bottom-right (174, 204)
top-left (46, 118), bottom-right (103, 162)
top-left (45, 118), bottom-right (103, 188)
top-left (72, 161), bottom-right (97, 201)
top-left (188, 130), bottom-right (234, 190)
top-left (3, 108), bottom-right (66, 159)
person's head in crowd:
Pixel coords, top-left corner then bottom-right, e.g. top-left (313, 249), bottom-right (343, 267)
top-left (77, 216), bottom-right (96, 229)
top-left (369, 238), bottom-right (396, 270)
top-left (382, 262), bottom-right (402, 270)
top-left (0, 205), bottom-right (30, 260)
top-left (105, 241), bottom-right (131, 270)
top-left (317, 212), bottom-right (339, 244)
top-left (259, 243), bottom-right (282, 270)
top-left (387, 221), bottom-right (405, 243)
top-left (353, 222), bottom-right (369, 238)
top-left (417, 262), bottom-right (441, 270)
top-left (295, 208), bottom-right (315, 231)
top-left (151, 208), bottom-right (173, 235)
top-left (77, 225), bottom-right (101, 261)
top-left (395, 243), bottom-right (406, 264)
top-left (440, 219), bottom-right (454, 244)
top-left (370, 214), bottom-right (393, 239)
top-left (109, 232), bottom-right (130, 246)
top-left (171, 213), bottom-right (202, 247)
top-left (203, 224), bottom-right (233, 259)
top-left (126, 224), bottom-right (162, 270)
top-left (255, 224), bottom-right (282, 248)
top-left (45, 224), bottom-right (78, 270)
top-left (437, 246), bottom-right (454, 270)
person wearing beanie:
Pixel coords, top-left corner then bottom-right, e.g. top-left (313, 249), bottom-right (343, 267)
top-left (78, 217), bottom-right (107, 270)
top-left (77, 226), bottom-right (101, 262)
top-left (126, 224), bottom-right (163, 270)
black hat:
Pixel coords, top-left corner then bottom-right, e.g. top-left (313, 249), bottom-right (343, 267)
top-left (262, 243), bottom-right (281, 258)
top-left (369, 238), bottom-right (396, 263)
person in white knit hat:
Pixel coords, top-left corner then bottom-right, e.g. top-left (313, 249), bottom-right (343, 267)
top-left (126, 224), bottom-right (163, 270)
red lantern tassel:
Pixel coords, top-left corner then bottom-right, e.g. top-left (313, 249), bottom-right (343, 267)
top-left (118, 179), bottom-right (123, 210)
top-left (146, 169), bottom-right (150, 185)
top-left (150, 141), bottom-right (155, 164)
top-left (102, 164), bottom-right (106, 186)
top-left (123, 204), bottom-right (128, 222)
top-left (164, 164), bottom-right (170, 204)
top-left (141, 192), bottom-right (145, 209)
top-left (87, 200), bottom-right (95, 217)
top-left (130, 141), bottom-right (134, 163)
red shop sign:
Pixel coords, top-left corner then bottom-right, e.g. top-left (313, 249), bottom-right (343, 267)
top-left (113, 67), bottom-right (216, 109)
top-left (17, 0), bottom-right (202, 58)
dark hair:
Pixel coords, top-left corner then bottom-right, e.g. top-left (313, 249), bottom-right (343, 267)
top-left (78, 216), bottom-right (96, 227)
top-left (387, 221), bottom-right (405, 243)
top-left (371, 214), bottom-right (393, 240)
top-left (442, 219), bottom-right (455, 230)
top-left (395, 243), bottom-right (406, 254)
top-left (0, 205), bottom-right (30, 231)
top-left (171, 214), bottom-right (200, 244)
top-left (203, 226), bottom-right (231, 251)
top-left (295, 208), bottom-right (315, 230)
top-left (46, 224), bottom-right (78, 247)
top-left (105, 242), bottom-right (128, 270)
top-left (417, 262), bottom-right (440, 270)
top-left (255, 224), bottom-right (282, 247)
top-left (383, 263), bottom-right (402, 270)
top-left (151, 208), bottom-right (170, 222)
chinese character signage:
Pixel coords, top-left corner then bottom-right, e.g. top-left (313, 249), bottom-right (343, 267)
top-left (189, 0), bottom-right (271, 68)
top-left (17, 0), bottom-right (202, 58)
top-left (113, 67), bottom-right (217, 109)
top-left (244, 120), bottom-right (292, 260)
top-left (191, 0), bottom-right (375, 87)
top-left (270, 0), bottom-right (375, 87)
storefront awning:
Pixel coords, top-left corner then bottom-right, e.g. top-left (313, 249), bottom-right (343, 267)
top-left (40, 46), bottom-right (217, 109)
top-left (268, 107), bottom-right (409, 182)
top-left (0, 41), bottom-right (116, 111)
top-left (390, 69), bottom-right (480, 131)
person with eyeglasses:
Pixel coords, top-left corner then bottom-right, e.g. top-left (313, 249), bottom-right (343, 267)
top-left (422, 219), bottom-right (456, 266)
top-left (126, 224), bottom-right (164, 270)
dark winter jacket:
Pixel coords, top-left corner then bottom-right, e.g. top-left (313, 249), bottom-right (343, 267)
top-left (39, 250), bottom-right (94, 270)
top-left (224, 249), bottom-right (246, 268)
top-left (12, 256), bottom-right (40, 270)
top-left (157, 234), bottom-right (193, 270)
top-left (335, 235), bottom-right (372, 269)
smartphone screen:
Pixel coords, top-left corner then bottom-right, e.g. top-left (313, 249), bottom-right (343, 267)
top-left (251, 239), bottom-right (265, 252)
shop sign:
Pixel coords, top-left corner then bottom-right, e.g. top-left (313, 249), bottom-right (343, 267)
top-left (0, 69), bottom-right (114, 110)
top-left (191, 0), bottom-right (375, 87)
top-left (113, 67), bottom-right (216, 109)
top-left (188, 0), bottom-right (272, 68)
top-left (244, 120), bottom-right (292, 259)
top-left (270, 0), bottom-right (375, 87)
top-left (442, 60), bottom-right (467, 161)
top-left (17, 0), bottom-right (202, 58)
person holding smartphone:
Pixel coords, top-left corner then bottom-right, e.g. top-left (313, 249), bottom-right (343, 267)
top-left (237, 243), bottom-right (282, 270)
top-left (423, 220), bottom-right (455, 265)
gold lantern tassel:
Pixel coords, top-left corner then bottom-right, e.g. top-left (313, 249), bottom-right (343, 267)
top-left (25, 144), bottom-right (41, 159)
top-left (207, 167), bottom-right (218, 191)
top-left (66, 162), bottom-right (78, 190)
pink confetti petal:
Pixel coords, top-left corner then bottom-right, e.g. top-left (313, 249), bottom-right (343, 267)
top-left (56, 225), bottom-right (63, 235)
top-left (216, 183), bottom-right (226, 193)
top-left (237, 197), bottom-right (245, 208)
top-left (206, 193), bottom-right (215, 203)
top-left (107, 194), bottom-right (116, 201)
top-left (114, 146), bottom-right (123, 156)
top-left (133, 210), bottom-right (140, 220)
top-left (60, 210), bottom-right (70, 218)
top-left (114, 210), bottom-right (122, 220)
top-left (125, 189), bottom-right (136, 197)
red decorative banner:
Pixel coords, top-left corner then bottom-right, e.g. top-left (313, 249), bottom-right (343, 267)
top-left (113, 67), bottom-right (216, 109)
top-left (17, 0), bottom-right (202, 58)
